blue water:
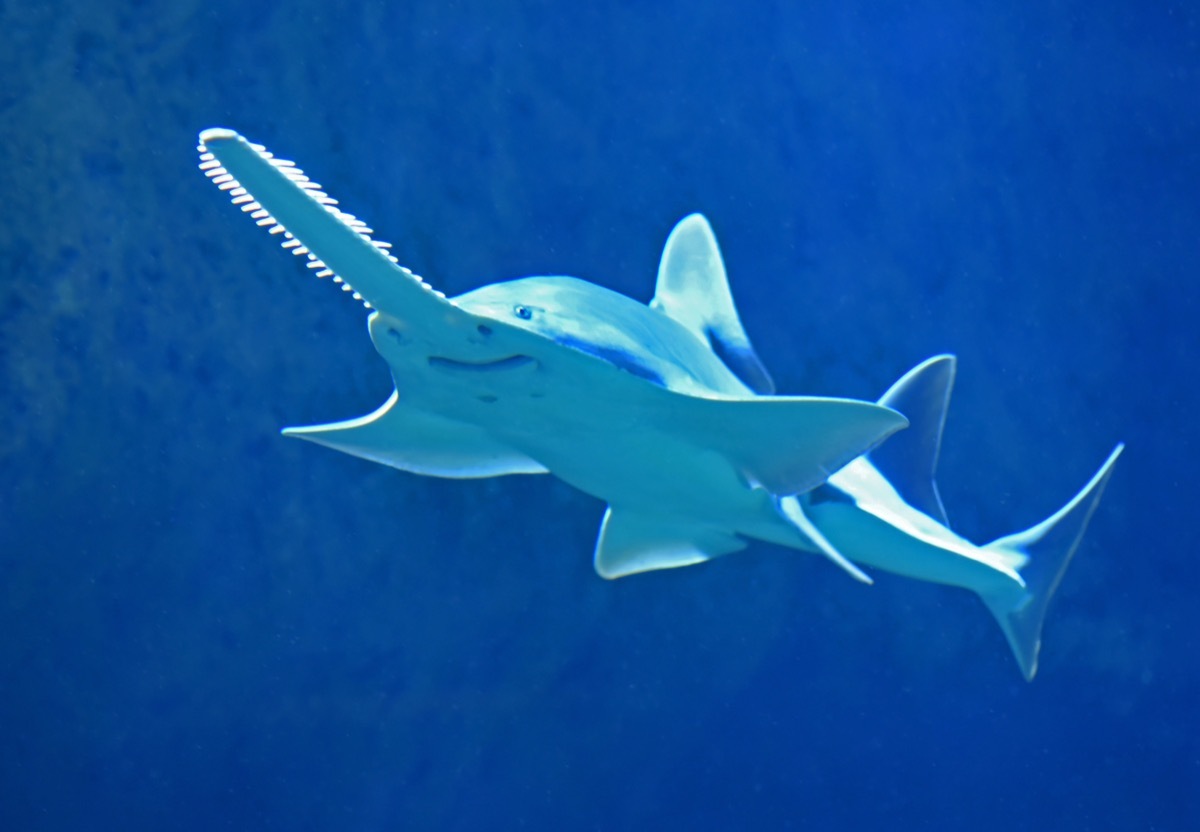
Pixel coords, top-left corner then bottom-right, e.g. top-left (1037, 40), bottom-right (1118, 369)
top-left (2, 1), bottom-right (1195, 829)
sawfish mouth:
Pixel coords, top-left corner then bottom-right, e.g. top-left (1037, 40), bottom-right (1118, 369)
top-left (427, 355), bottom-right (539, 373)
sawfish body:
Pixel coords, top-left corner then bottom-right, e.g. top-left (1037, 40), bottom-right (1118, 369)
top-left (198, 128), bottom-right (1121, 678)
top-left (198, 129), bottom-right (905, 582)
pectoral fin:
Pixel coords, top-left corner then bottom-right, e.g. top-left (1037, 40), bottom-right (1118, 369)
top-left (669, 395), bottom-right (909, 496)
top-left (282, 390), bottom-right (548, 478)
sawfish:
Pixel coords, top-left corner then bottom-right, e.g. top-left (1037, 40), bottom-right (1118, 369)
top-left (198, 129), bottom-right (1121, 678)
top-left (197, 128), bottom-right (905, 584)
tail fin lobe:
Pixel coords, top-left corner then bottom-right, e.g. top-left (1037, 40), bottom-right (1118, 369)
top-left (980, 444), bottom-right (1124, 680)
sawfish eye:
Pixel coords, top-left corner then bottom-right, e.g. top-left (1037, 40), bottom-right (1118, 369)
top-left (513, 305), bottom-right (533, 320)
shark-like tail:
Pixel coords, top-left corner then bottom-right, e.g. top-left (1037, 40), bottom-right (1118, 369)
top-left (979, 444), bottom-right (1124, 680)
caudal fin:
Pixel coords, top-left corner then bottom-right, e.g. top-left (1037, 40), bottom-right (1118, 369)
top-left (980, 444), bottom-right (1124, 680)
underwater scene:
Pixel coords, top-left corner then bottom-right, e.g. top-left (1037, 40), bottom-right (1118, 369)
top-left (2, 1), bottom-right (1195, 829)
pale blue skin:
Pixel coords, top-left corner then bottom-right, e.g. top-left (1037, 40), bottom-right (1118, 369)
top-left (197, 128), bottom-right (905, 584)
top-left (199, 128), bottom-right (1121, 679)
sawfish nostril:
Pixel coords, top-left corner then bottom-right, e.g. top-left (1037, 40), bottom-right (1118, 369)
top-left (477, 324), bottom-right (493, 337)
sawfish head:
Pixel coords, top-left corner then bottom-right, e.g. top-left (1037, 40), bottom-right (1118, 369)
top-left (194, 127), bottom-right (775, 401)
top-left (382, 211), bottom-right (777, 399)
top-left (445, 275), bottom-right (751, 396)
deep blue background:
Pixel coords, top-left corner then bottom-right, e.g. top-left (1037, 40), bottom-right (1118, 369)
top-left (2, 1), bottom-right (1195, 829)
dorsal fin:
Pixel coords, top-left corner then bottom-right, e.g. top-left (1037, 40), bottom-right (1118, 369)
top-left (870, 355), bottom-right (956, 527)
top-left (650, 214), bottom-right (776, 394)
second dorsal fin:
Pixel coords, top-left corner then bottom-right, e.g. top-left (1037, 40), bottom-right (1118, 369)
top-left (650, 214), bottom-right (775, 394)
top-left (871, 355), bottom-right (956, 527)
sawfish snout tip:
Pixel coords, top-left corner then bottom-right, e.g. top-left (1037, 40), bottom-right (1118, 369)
top-left (198, 127), bottom-right (239, 145)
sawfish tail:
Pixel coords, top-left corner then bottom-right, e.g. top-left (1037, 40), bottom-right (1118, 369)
top-left (979, 444), bottom-right (1124, 681)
